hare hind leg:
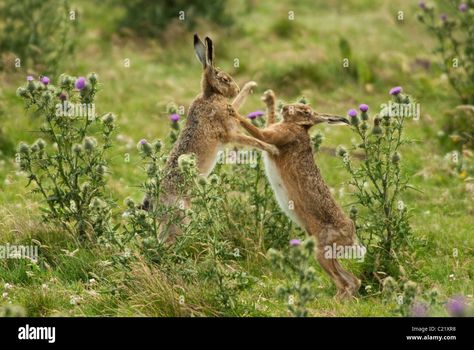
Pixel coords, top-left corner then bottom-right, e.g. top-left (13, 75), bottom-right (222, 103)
top-left (316, 247), bottom-right (348, 294)
top-left (333, 258), bottom-right (361, 298)
top-left (315, 227), bottom-right (360, 299)
top-left (316, 247), bottom-right (360, 299)
top-left (158, 195), bottom-right (190, 244)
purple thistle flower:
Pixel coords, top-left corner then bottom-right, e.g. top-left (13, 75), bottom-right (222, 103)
top-left (75, 77), bottom-right (86, 90)
top-left (289, 239), bottom-right (301, 246)
top-left (418, 1), bottom-right (426, 10)
top-left (247, 110), bottom-right (265, 120)
top-left (359, 104), bottom-right (369, 112)
top-left (410, 301), bottom-right (429, 317)
top-left (446, 295), bottom-right (467, 316)
top-left (459, 3), bottom-right (468, 12)
top-left (347, 109), bottom-right (358, 118)
top-left (59, 92), bottom-right (67, 101)
top-left (40, 76), bottom-right (50, 85)
top-left (390, 86), bottom-right (403, 95)
top-left (139, 139), bottom-right (147, 145)
top-left (440, 13), bottom-right (448, 22)
top-left (169, 113), bottom-right (180, 122)
top-left (27, 76), bottom-right (34, 82)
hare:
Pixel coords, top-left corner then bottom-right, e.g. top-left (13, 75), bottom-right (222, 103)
top-left (142, 34), bottom-right (278, 242)
top-left (229, 90), bottom-right (361, 298)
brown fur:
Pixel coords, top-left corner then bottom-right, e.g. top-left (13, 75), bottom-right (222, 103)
top-left (144, 35), bottom-right (278, 241)
top-left (229, 90), bottom-right (361, 298)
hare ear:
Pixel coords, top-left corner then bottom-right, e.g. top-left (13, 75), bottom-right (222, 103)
top-left (194, 34), bottom-right (207, 69)
top-left (204, 36), bottom-right (214, 67)
top-left (318, 114), bottom-right (350, 125)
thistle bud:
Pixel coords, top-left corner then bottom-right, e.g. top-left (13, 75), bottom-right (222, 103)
top-left (178, 154), bottom-right (196, 172)
top-left (305, 266), bottom-right (316, 280)
top-left (372, 117), bottom-right (383, 136)
top-left (361, 122), bottom-right (368, 132)
top-left (28, 78), bottom-right (37, 92)
top-left (303, 238), bottom-right (315, 251)
top-left (153, 140), bottom-right (162, 152)
top-left (43, 91), bottom-right (52, 103)
top-left (208, 174), bottom-right (220, 186)
top-left (101, 113), bottom-right (116, 125)
top-left (35, 138), bottom-right (46, 150)
top-left (169, 113), bottom-right (180, 123)
top-left (18, 142), bottom-right (30, 154)
top-left (372, 126), bottom-right (383, 136)
top-left (197, 176), bottom-right (207, 187)
top-left (40, 76), bottom-right (50, 85)
top-left (171, 118), bottom-right (180, 131)
top-left (75, 77), bottom-right (86, 90)
top-left (348, 109), bottom-right (359, 126)
top-left (96, 165), bottom-right (107, 176)
top-left (359, 104), bottom-right (369, 121)
top-left (391, 152), bottom-right (401, 164)
top-left (311, 131), bottom-right (324, 151)
top-left (60, 74), bottom-right (73, 88)
top-left (83, 137), bottom-right (97, 152)
top-left (169, 130), bottom-right (177, 143)
top-left (88, 72), bottom-right (98, 85)
top-left (124, 197), bottom-right (135, 209)
top-left (298, 96), bottom-right (308, 104)
top-left (349, 205), bottom-right (358, 220)
top-left (336, 145), bottom-right (348, 157)
top-left (73, 144), bottom-right (83, 155)
top-left (137, 139), bottom-right (152, 155)
top-left (16, 87), bottom-right (28, 98)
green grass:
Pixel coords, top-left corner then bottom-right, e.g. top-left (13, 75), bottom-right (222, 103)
top-left (0, 0), bottom-right (473, 317)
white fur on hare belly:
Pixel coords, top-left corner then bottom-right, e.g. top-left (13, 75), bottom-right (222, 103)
top-left (263, 152), bottom-right (304, 228)
top-left (202, 144), bottom-right (223, 177)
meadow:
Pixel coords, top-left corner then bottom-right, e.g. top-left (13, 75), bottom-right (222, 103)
top-left (0, 0), bottom-right (472, 317)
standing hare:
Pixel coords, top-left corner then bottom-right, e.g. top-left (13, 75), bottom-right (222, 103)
top-left (142, 34), bottom-right (278, 241)
top-left (230, 90), bottom-right (361, 298)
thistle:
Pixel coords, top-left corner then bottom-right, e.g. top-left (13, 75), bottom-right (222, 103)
top-left (339, 89), bottom-right (414, 283)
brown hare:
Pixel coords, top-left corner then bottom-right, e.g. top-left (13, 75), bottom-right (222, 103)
top-left (229, 90), bottom-right (361, 298)
top-left (142, 35), bottom-right (278, 242)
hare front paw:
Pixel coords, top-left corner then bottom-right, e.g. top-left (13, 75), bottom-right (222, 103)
top-left (261, 89), bottom-right (276, 105)
top-left (242, 81), bottom-right (257, 91)
top-left (265, 144), bottom-right (279, 156)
